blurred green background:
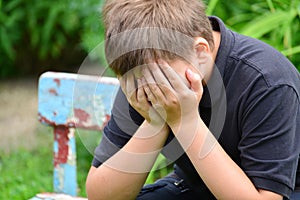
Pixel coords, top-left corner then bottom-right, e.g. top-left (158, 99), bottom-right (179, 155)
top-left (0, 0), bottom-right (299, 199)
top-left (0, 0), bottom-right (106, 78)
top-left (0, 0), bottom-right (299, 78)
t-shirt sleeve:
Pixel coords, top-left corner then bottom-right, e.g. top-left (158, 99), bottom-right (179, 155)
top-left (239, 85), bottom-right (300, 198)
top-left (92, 87), bottom-right (144, 167)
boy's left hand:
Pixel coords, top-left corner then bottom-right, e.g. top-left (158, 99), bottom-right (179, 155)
top-left (119, 67), bottom-right (165, 127)
top-left (142, 60), bottom-right (203, 132)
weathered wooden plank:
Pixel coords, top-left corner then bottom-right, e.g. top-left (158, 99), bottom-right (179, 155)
top-left (53, 126), bottom-right (77, 196)
top-left (38, 72), bottom-right (119, 130)
top-left (35, 72), bottom-right (119, 197)
top-left (29, 192), bottom-right (87, 200)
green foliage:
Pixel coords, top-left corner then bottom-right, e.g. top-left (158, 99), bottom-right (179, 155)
top-left (146, 154), bottom-right (173, 184)
top-left (0, 128), bottom-right (93, 199)
top-left (1, 0), bottom-right (299, 78)
top-left (0, 128), bottom-right (173, 199)
top-left (1, 3), bottom-right (299, 197)
top-left (0, 0), bottom-right (105, 78)
top-left (0, 147), bottom-right (53, 199)
top-left (205, 0), bottom-right (300, 71)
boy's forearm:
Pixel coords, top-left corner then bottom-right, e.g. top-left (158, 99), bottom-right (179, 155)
top-left (86, 121), bottom-right (169, 200)
top-left (173, 116), bottom-right (283, 200)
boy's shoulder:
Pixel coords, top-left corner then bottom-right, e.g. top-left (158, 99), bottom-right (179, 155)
top-left (209, 16), bottom-right (299, 101)
top-left (226, 30), bottom-right (300, 93)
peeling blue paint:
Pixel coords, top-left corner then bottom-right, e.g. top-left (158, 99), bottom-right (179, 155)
top-left (54, 163), bottom-right (77, 196)
top-left (33, 72), bottom-right (119, 198)
top-left (38, 72), bottom-right (119, 129)
top-left (53, 141), bottom-right (58, 154)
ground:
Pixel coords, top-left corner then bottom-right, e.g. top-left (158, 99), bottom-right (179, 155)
top-left (0, 77), bottom-right (44, 153)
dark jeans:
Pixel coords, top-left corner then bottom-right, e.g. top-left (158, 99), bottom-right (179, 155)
top-left (136, 173), bottom-right (202, 200)
top-left (137, 173), bottom-right (300, 200)
top-left (290, 191), bottom-right (300, 200)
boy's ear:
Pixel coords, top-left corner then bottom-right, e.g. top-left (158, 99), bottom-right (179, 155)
top-left (194, 37), bottom-right (211, 63)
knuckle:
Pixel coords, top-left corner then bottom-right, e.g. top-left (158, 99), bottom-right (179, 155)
top-left (129, 94), bottom-right (136, 102)
top-left (181, 91), bottom-right (191, 99)
top-left (166, 97), bottom-right (179, 108)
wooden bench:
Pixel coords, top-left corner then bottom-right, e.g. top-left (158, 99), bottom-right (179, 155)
top-left (29, 71), bottom-right (119, 199)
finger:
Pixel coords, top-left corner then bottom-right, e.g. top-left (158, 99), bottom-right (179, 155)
top-left (149, 62), bottom-right (172, 89)
top-left (126, 71), bottom-right (137, 102)
top-left (142, 78), bottom-right (167, 123)
top-left (142, 64), bottom-right (156, 85)
top-left (150, 62), bottom-right (178, 100)
top-left (186, 68), bottom-right (203, 100)
top-left (136, 78), bottom-right (152, 122)
top-left (186, 69), bottom-right (202, 93)
top-left (119, 74), bottom-right (128, 96)
top-left (142, 65), bottom-right (161, 94)
top-left (143, 66), bottom-right (168, 103)
top-left (133, 65), bottom-right (143, 79)
top-left (137, 78), bottom-right (150, 104)
top-left (141, 77), bottom-right (156, 104)
top-left (157, 60), bottom-right (187, 91)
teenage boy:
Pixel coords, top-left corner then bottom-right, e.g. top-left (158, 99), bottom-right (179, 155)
top-left (86, 0), bottom-right (300, 199)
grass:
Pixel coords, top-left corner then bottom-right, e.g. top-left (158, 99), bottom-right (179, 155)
top-left (0, 126), bottom-right (172, 199)
top-left (0, 127), bottom-right (94, 199)
top-left (0, 138), bottom-right (53, 199)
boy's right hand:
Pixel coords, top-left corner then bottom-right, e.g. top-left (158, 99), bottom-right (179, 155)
top-left (119, 67), bottom-right (166, 127)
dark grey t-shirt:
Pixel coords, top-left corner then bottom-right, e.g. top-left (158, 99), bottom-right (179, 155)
top-left (92, 17), bottom-right (300, 199)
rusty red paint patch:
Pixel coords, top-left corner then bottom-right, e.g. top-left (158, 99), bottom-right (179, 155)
top-left (39, 113), bottom-right (56, 126)
top-left (74, 108), bottom-right (90, 122)
top-left (39, 113), bottom-right (77, 128)
top-left (54, 126), bottom-right (69, 167)
top-left (54, 78), bottom-right (61, 87)
top-left (101, 114), bottom-right (111, 129)
top-left (48, 88), bottom-right (58, 96)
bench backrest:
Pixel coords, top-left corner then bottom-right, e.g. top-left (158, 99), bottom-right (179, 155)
top-left (38, 72), bottom-right (119, 196)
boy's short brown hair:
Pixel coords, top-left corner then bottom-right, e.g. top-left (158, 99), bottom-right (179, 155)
top-left (102, 0), bottom-right (214, 76)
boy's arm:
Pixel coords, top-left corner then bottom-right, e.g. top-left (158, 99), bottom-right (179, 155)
top-left (86, 121), bottom-right (169, 200)
top-left (179, 116), bottom-right (283, 200)
top-left (86, 70), bottom-right (169, 200)
top-left (143, 61), bottom-right (284, 200)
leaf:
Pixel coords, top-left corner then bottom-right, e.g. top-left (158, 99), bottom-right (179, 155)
top-left (281, 46), bottom-right (300, 56)
top-left (5, 8), bottom-right (24, 28)
top-left (283, 24), bottom-right (292, 49)
top-left (226, 13), bottom-right (256, 26)
top-left (61, 13), bottom-right (79, 33)
top-left (240, 10), bottom-right (297, 38)
top-left (0, 28), bottom-right (15, 60)
top-left (4, 0), bottom-right (22, 12)
top-left (0, 11), bottom-right (7, 23)
top-left (266, 0), bottom-right (275, 12)
top-left (42, 5), bottom-right (61, 45)
top-left (206, 0), bottom-right (220, 16)
top-left (28, 9), bottom-right (39, 47)
top-left (40, 4), bottom-right (63, 58)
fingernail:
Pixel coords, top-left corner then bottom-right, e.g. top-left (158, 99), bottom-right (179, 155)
top-left (157, 59), bottom-right (165, 65)
top-left (187, 69), bottom-right (201, 80)
top-left (194, 73), bottom-right (201, 80)
top-left (137, 78), bottom-right (142, 86)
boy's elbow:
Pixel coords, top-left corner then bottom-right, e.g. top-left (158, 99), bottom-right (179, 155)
top-left (86, 166), bottom-right (139, 200)
top-left (86, 166), bottom-right (107, 200)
